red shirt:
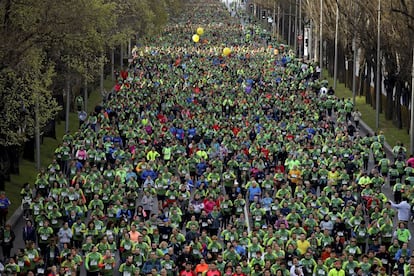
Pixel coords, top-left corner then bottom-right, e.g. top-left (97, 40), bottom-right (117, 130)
top-left (180, 270), bottom-right (196, 276)
top-left (232, 127), bottom-right (241, 137)
top-left (407, 157), bottom-right (414, 168)
top-left (275, 165), bottom-right (285, 173)
top-left (261, 147), bottom-right (270, 160)
top-left (203, 199), bottom-right (216, 214)
top-left (206, 270), bottom-right (222, 276)
top-left (321, 251), bottom-right (331, 261)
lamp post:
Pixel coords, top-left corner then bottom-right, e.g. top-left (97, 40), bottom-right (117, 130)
top-left (410, 47), bottom-right (414, 154)
top-left (35, 95), bottom-right (40, 170)
top-left (272, 1), bottom-right (276, 39)
top-left (65, 78), bottom-right (70, 133)
top-left (277, 4), bottom-right (280, 39)
top-left (100, 55), bottom-right (104, 101)
top-left (298, 0), bottom-right (302, 59)
top-left (84, 79), bottom-right (88, 112)
top-left (294, 0), bottom-right (298, 52)
top-left (333, 0), bottom-right (339, 90)
top-left (319, 0), bottom-right (323, 74)
top-left (351, 1), bottom-right (357, 106)
top-left (288, 2), bottom-right (292, 46)
top-left (304, 20), bottom-right (311, 60)
top-left (352, 38), bottom-right (357, 106)
top-left (375, 0), bottom-right (381, 130)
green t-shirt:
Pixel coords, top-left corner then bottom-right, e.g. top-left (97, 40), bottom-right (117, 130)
top-left (85, 252), bottom-right (103, 272)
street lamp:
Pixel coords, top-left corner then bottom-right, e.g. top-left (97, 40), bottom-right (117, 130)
top-left (65, 78), bottom-right (71, 133)
top-left (352, 38), bottom-right (357, 106)
top-left (333, 0), bottom-right (339, 90)
top-left (410, 48), bottom-right (414, 154)
top-left (319, 0), bottom-right (323, 74)
top-left (35, 95), bottom-right (40, 170)
top-left (304, 20), bottom-right (311, 60)
top-left (288, 2), bottom-right (292, 46)
top-left (375, 0), bottom-right (381, 130)
top-left (298, 0), bottom-right (302, 59)
top-left (351, 1), bottom-right (357, 106)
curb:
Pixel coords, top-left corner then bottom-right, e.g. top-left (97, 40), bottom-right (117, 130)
top-left (7, 207), bottom-right (22, 228)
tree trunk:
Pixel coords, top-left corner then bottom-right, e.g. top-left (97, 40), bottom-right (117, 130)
top-left (365, 62), bottom-right (372, 105)
top-left (23, 139), bottom-right (35, 161)
top-left (3, 0), bottom-right (12, 32)
top-left (120, 44), bottom-right (124, 68)
top-left (8, 146), bottom-right (19, 174)
top-left (394, 80), bottom-right (403, 129)
top-left (111, 48), bottom-right (115, 82)
top-left (384, 76), bottom-right (395, 121)
top-left (0, 146), bottom-right (10, 191)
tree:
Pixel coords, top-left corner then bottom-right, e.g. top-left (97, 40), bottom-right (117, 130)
top-left (0, 0), bottom-right (184, 188)
top-left (0, 0), bottom-right (116, 188)
top-left (300, 0), bottom-right (414, 129)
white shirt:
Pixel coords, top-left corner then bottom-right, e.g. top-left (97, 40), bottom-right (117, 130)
top-left (290, 265), bottom-right (303, 276)
top-left (390, 200), bottom-right (411, 221)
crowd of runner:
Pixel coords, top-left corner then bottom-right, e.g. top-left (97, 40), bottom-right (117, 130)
top-left (2, 0), bottom-right (414, 275)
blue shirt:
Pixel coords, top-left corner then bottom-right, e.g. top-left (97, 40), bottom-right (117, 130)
top-left (175, 128), bottom-right (184, 140)
top-left (141, 169), bottom-right (157, 180)
top-left (248, 186), bottom-right (261, 202)
top-left (0, 198), bottom-right (10, 209)
top-left (188, 128), bottom-right (197, 138)
top-left (196, 179), bottom-right (209, 189)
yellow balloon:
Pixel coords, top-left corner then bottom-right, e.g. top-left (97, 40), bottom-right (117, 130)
top-left (223, 47), bottom-right (232, 56)
top-left (192, 34), bottom-right (200, 43)
top-left (197, 27), bottom-right (204, 36)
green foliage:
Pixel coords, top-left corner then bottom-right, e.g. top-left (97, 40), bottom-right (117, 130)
top-left (5, 79), bottom-right (113, 218)
top-left (0, 0), bottom-right (183, 147)
top-left (0, 48), bottom-right (60, 146)
top-left (55, 0), bottom-right (116, 76)
top-left (107, 0), bottom-right (183, 47)
top-left (0, 0), bottom-right (115, 146)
